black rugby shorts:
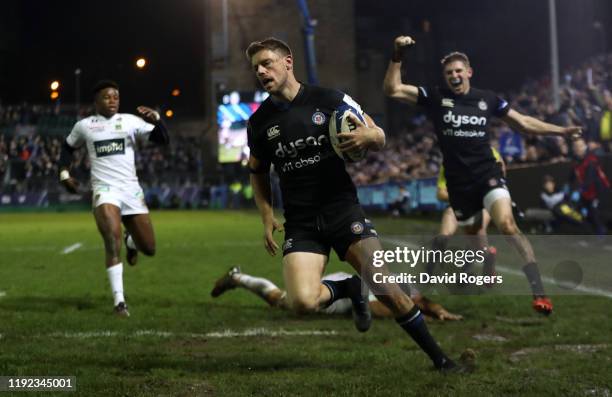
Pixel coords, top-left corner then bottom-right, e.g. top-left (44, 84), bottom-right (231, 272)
top-left (282, 204), bottom-right (378, 261)
top-left (447, 171), bottom-right (508, 224)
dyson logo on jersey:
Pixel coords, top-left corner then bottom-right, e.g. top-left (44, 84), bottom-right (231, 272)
top-left (274, 135), bottom-right (328, 158)
top-left (443, 110), bottom-right (487, 128)
top-left (94, 138), bottom-right (125, 157)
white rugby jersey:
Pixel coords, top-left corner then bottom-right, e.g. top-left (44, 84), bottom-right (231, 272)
top-left (66, 113), bottom-right (155, 188)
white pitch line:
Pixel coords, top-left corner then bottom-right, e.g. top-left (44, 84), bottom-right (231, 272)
top-left (382, 237), bottom-right (612, 299)
top-left (45, 328), bottom-right (339, 340)
top-left (203, 328), bottom-right (338, 338)
top-left (61, 242), bottom-right (83, 255)
top-left (6, 241), bottom-right (261, 253)
top-left (0, 291), bottom-right (6, 298)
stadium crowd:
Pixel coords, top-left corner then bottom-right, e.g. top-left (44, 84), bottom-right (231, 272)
top-left (0, 130), bottom-right (201, 194)
top-left (347, 120), bottom-right (442, 185)
top-left (2, 53), bottom-right (612, 191)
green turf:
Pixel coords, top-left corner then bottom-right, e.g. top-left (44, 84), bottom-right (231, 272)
top-left (0, 211), bottom-right (611, 396)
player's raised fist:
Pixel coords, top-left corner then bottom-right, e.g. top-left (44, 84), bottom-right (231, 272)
top-left (565, 126), bottom-right (583, 139)
top-left (137, 106), bottom-right (160, 123)
top-left (394, 36), bottom-right (415, 50)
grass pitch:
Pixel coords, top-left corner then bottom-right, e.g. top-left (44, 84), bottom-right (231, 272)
top-left (0, 211), bottom-right (611, 396)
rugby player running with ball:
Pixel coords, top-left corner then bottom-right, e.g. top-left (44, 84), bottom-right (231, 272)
top-left (246, 37), bottom-right (470, 372)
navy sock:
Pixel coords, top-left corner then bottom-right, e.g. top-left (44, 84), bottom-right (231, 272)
top-left (522, 262), bottom-right (545, 297)
top-left (322, 277), bottom-right (354, 306)
top-left (426, 235), bottom-right (449, 275)
top-left (396, 305), bottom-right (449, 368)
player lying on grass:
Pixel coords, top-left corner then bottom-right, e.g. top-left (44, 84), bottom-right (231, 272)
top-left (211, 267), bottom-right (463, 321)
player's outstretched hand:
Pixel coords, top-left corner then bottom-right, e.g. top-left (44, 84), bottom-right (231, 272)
top-left (61, 177), bottom-right (80, 194)
top-left (337, 113), bottom-right (373, 152)
top-left (565, 126), bottom-right (583, 140)
top-left (263, 217), bottom-right (283, 256)
top-left (137, 106), bottom-right (161, 123)
top-left (435, 308), bottom-right (463, 321)
top-left (394, 36), bottom-right (415, 50)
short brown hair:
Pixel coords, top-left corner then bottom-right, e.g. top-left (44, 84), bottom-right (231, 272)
top-left (245, 37), bottom-right (292, 61)
top-left (441, 51), bottom-right (470, 67)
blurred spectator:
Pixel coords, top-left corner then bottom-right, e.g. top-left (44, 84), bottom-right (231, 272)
top-left (540, 174), bottom-right (584, 232)
top-left (498, 127), bottom-right (524, 163)
top-left (388, 185), bottom-right (411, 217)
top-left (571, 137), bottom-right (610, 235)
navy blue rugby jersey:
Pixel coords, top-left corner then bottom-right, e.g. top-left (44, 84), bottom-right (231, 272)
top-left (248, 84), bottom-right (363, 219)
top-left (417, 86), bottom-right (510, 188)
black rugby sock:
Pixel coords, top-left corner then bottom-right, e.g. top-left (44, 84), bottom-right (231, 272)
top-left (321, 277), bottom-right (354, 306)
top-left (426, 235), bottom-right (449, 275)
top-left (522, 262), bottom-right (546, 297)
top-left (396, 305), bottom-right (449, 368)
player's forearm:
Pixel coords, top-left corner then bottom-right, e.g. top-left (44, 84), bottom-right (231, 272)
top-left (58, 140), bottom-right (75, 173)
top-left (149, 120), bottom-right (170, 145)
top-left (382, 61), bottom-right (403, 97)
top-left (250, 173), bottom-right (274, 220)
top-left (366, 127), bottom-right (386, 151)
top-left (519, 115), bottom-right (568, 136)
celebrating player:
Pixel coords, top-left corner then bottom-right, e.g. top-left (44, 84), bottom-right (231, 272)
top-left (383, 36), bottom-right (582, 315)
top-left (58, 80), bottom-right (169, 316)
top-left (211, 267), bottom-right (463, 321)
top-left (246, 37), bottom-right (466, 371)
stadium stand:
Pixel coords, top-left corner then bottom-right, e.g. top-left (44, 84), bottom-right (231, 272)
top-left (1, 53), bottom-right (611, 211)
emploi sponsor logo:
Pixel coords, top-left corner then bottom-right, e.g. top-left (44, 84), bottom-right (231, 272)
top-left (94, 138), bottom-right (125, 157)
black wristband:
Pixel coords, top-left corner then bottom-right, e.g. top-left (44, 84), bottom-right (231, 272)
top-left (391, 48), bottom-right (405, 63)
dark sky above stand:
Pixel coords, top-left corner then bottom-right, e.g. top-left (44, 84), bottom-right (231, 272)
top-left (1, 0), bottom-right (610, 115)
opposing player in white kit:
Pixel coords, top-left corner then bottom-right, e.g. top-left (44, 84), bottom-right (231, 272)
top-left (58, 80), bottom-right (169, 316)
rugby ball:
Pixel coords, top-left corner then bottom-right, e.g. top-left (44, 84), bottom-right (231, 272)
top-left (329, 104), bottom-right (368, 162)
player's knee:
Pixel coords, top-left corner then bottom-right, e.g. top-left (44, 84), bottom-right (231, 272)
top-left (499, 217), bottom-right (518, 235)
top-left (288, 295), bottom-right (318, 314)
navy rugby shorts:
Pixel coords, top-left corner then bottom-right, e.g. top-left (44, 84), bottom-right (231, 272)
top-left (447, 171), bottom-right (510, 225)
top-left (282, 204), bottom-right (378, 261)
